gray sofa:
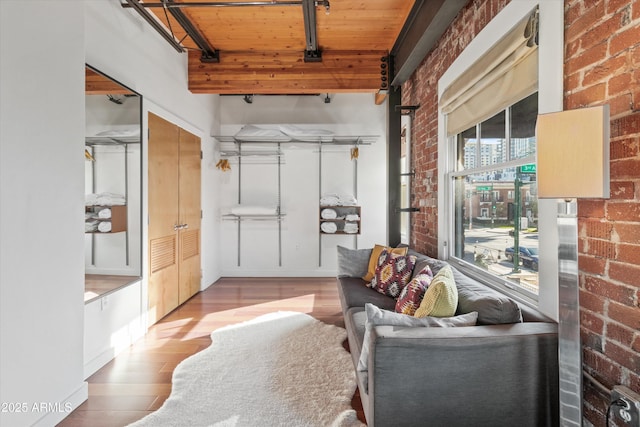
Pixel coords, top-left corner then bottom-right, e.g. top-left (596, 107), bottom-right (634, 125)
top-left (336, 246), bottom-right (559, 427)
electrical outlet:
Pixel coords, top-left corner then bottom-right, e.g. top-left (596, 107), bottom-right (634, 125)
top-left (611, 385), bottom-right (640, 427)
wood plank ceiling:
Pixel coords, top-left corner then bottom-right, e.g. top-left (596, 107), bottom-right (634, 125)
top-left (126, 0), bottom-right (416, 95)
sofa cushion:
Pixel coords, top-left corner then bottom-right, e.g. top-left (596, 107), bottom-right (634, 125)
top-left (363, 244), bottom-right (408, 281)
top-left (414, 265), bottom-right (458, 318)
top-left (395, 266), bottom-right (433, 315)
top-left (337, 245), bottom-right (372, 278)
top-left (357, 303), bottom-right (478, 371)
top-left (408, 250), bottom-right (449, 276)
top-left (337, 278), bottom-right (397, 312)
top-left (451, 266), bottom-right (523, 324)
top-left (368, 250), bottom-right (416, 298)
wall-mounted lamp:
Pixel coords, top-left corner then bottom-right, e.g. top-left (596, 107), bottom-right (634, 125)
top-left (536, 104), bottom-right (610, 425)
top-left (537, 105), bottom-right (610, 199)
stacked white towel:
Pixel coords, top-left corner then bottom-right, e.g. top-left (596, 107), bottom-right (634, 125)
top-left (86, 192), bottom-right (126, 206)
top-left (345, 213), bottom-right (360, 221)
top-left (97, 208), bottom-right (112, 219)
top-left (320, 194), bottom-right (358, 206)
top-left (343, 222), bottom-right (359, 234)
top-left (320, 222), bottom-right (337, 234)
top-left (85, 220), bottom-right (98, 232)
top-left (98, 221), bottom-right (112, 233)
top-left (320, 208), bottom-right (337, 219)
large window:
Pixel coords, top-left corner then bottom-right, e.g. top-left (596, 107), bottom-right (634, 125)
top-left (451, 93), bottom-right (539, 297)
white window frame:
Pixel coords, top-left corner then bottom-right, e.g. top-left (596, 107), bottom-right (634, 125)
top-left (437, 0), bottom-right (563, 320)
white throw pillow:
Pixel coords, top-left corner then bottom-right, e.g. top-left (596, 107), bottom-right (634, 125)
top-left (356, 303), bottom-right (478, 372)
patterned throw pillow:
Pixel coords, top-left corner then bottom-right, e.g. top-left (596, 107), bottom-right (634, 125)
top-left (368, 249), bottom-right (416, 298)
top-left (362, 244), bottom-right (408, 282)
top-left (395, 265), bottom-right (434, 315)
top-left (414, 265), bottom-right (458, 318)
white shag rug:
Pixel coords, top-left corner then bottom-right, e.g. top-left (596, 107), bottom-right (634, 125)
top-left (128, 312), bottom-right (365, 427)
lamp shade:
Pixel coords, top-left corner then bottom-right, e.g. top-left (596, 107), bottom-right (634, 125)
top-left (536, 105), bottom-right (610, 199)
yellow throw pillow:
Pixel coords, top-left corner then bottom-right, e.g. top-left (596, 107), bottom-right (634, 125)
top-left (362, 244), bottom-right (408, 282)
top-left (414, 265), bottom-right (458, 318)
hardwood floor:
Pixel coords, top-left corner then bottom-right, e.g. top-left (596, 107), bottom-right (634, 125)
top-left (58, 277), bottom-right (365, 426)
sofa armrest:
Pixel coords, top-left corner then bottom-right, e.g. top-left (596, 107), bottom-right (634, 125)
top-left (367, 323), bottom-right (559, 427)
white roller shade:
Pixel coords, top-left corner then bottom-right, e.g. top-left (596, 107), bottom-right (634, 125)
top-left (441, 10), bottom-right (539, 136)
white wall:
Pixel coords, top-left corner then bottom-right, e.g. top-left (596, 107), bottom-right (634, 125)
top-left (81, 0), bottom-right (221, 379)
top-left (0, 2), bottom-right (88, 426)
top-left (218, 94), bottom-right (388, 276)
top-left (85, 0), bottom-right (221, 290)
top-left (0, 1), bottom-right (221, 425)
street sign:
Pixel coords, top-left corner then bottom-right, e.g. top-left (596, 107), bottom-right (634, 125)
top-left (520, 164), bottom-right (536, 173)
top-left (476, 185), bottom-right (493, 191)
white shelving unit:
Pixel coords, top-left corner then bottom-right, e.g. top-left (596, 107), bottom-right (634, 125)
top-left (215, 132), bottom-right (377, 268)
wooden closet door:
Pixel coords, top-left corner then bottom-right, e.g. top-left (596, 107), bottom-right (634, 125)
top-left (178, 128), bottom-right (201, 304)
top-left (147, 112), bottom-right (180, 325)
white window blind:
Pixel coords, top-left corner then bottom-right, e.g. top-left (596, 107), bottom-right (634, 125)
top-left (440, 9), bottom-right (539, 136)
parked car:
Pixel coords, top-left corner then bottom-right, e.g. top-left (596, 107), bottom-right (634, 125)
top-left (505, 246), bottom-right (539, 271)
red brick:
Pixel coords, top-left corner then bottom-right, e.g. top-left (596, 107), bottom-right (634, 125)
top-left (610, 24), bottom-right (640, 56)
top-left (567, 83), bottom-right (608, 108)
top-left (609, 93), bottom-right (634, 118)
top-left (566, 3), bottom-right (608, 43)
top-left (609, 180), bottom-right (636, 199)
top-left (583, 347), bottom-right (623, 388)
top-left (610, 111), bottom-right (640, 138)
top-left (605, 340), bottom-right (640, 373)
top-left (633, 334), bottom-right (640, 352)
top-left (608, 300), bottom-right (640, 329)
top-left (606, 200), bottom-right (640, 220)
top-left (565, 71), bottom-right (582, 93)
top-left (580, 287), bottom-right (607, 312)
top-left (584, 237), bottom-right (617, 258)
top-left (607, 0), bottom-right (632, 15)
top-left (579, 254), bottom-right (608, 275)
top-left (581, 18), bottom-right (625, 62)
top-left (582, 310), bottom-right (606, 334)
top-left (617, 243), bottom-right (640, 264)
top-left (583, 274), bottom-right (637, 305)
top-left (606, 321), bottom-right (636, 347)
top-left (613, 222), bottom-right (640, 242)
top-left (583, 219), bottom-right (614, 239)
top-left (565, 44), bottom-right (609, 76)
top-left (607, 70), bottom-right (633, 97)
top-left (578, 199), bottom-right (606, 218)
top-left (610, 137), bottom-right (640, 160)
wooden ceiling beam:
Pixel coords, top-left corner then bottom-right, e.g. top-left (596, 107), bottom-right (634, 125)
top-left (188, 50), bottom-right (388, 94)
top-left (85, 68), bottom-right (134, 95)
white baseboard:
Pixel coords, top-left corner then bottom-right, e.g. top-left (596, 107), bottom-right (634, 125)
top-left (32, 382), bottom-right (88, 427)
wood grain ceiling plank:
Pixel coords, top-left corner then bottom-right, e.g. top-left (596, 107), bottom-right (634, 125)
top-left (188, 49), bottom-right (386, 94)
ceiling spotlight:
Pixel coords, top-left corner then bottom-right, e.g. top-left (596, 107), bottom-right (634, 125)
top-left (243, 94), bottom-right (254, 104)
top-left (316, 0), bottom-right (330, 15)
top-left (324, 94), bottom-right (331, 104)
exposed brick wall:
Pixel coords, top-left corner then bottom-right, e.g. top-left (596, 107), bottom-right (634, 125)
top-left (403, 0), bottom-right (510, 257)
top-left (566, 0), bottom-right (640, 425)
top-left (404, 0), bottom-right (640, 425)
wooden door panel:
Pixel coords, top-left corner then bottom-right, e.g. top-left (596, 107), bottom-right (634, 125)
top-left (178, 129), bottom-right (202, 303)
top-left (148, 112), bottom-right (180, 324)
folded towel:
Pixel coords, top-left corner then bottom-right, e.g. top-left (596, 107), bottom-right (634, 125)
top-left (230, 205), bottom-right (278, 216)
top-left (320, 222), bottom-right (338, 234)
top-left (320, 194), bottom-right (340, 206)
top-left (338, 194), bottom-right (358, 206)
top-left (345, 214), bottom-right (360, 221)
top-left (321, 208), bottom-right (337, 219)
top-left (343, 222), bottom-right (359, 234)
top-left (85, 220), bottom-right (98, 232)
top-left (97, 208), bottom-right (111, 219)
top-left (86, 192), bottom-right (126, 206)
top-left (98, 221), bottom-right (112, 232)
